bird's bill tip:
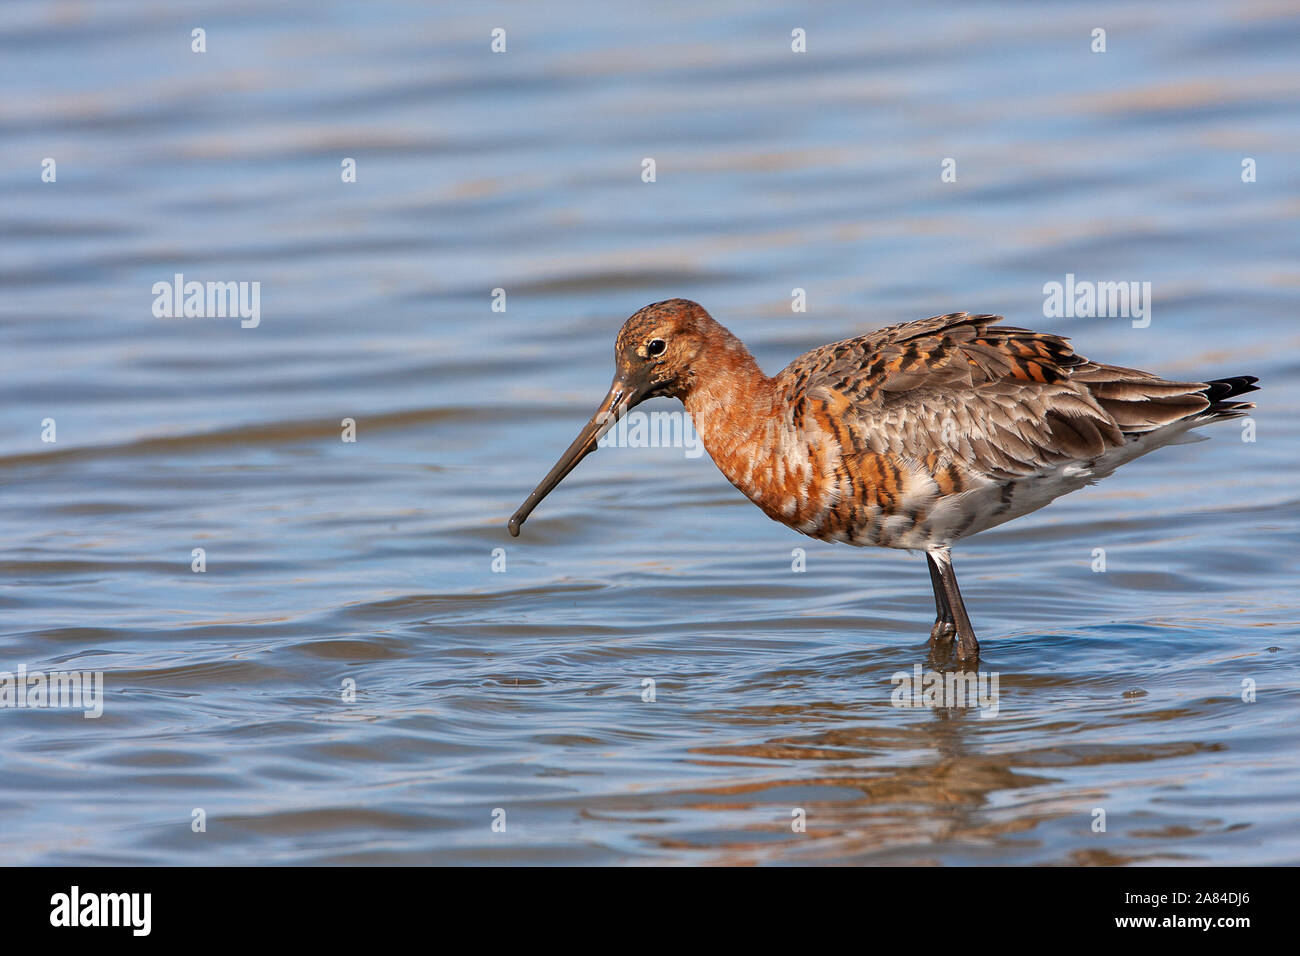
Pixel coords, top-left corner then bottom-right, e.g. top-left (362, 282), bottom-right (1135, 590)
top-left (507, 374), bottom-right (643, 537)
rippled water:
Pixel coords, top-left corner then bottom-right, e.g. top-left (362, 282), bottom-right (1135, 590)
top-left (2, 0), bottom-right (1298, 865)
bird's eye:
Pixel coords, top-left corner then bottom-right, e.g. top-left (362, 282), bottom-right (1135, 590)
top-left (646, 339), bottom-right (666, 357)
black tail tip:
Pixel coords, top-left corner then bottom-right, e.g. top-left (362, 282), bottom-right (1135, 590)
top-left (1204, 375), bottom-right (1260, 402)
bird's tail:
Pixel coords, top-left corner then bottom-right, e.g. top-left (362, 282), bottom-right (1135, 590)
top-left (1198, 375), bottom-right (1260, 421)
top-left (1072, 363), bottom-right (1259, 435)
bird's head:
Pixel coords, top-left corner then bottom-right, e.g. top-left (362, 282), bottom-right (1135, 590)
top-left (507, 298), bottom-right (722, 536)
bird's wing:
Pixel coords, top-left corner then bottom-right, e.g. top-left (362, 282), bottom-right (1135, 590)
top-left (778, 313), bottom-right (1212, 479)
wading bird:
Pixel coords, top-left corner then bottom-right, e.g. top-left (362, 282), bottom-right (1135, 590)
top-left (508, 299), bottom-right (1257, 663)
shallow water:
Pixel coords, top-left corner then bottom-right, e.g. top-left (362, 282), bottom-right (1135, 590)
top-left (1, 0), bottom-right (1298, 865)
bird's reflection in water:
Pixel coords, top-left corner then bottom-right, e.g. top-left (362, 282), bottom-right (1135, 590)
top-left (606, 655), bottom-right (1221, 864)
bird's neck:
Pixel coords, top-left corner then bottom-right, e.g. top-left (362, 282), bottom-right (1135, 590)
top-left (684, 339), bottom-right (773, 442)
top-left (683, 343), bottom-right (800, 513)
top-left (682, 333), bottom-right (840, 529)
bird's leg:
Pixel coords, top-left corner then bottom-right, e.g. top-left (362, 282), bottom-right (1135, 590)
top-left (928, 548), bottom-right (979, 663)
top-left (926, 552), bottom-right (956, 648)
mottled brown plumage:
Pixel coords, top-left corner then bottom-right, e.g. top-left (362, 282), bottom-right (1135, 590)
top-left (509, 299), bottom-right (1259, 663)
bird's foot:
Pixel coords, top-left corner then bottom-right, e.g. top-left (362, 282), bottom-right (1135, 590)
top-left (925, 620), bottom-right (956, 669)
top-left (928, 619), bottom-right (956, 648)
top-left (956, 633), bottom-right (980, 666)
top-left (926, 621), bottom-right (981, 669)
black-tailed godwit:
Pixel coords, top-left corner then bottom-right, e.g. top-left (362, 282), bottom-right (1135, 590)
top-left (508, 299), bottom-right (1258, 663)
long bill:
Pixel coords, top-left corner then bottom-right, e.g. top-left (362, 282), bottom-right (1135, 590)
top-left (507, 374), bottom-right (643, 536)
